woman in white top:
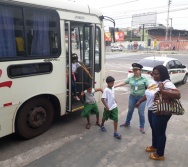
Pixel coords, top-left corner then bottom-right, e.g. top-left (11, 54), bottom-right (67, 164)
top-left (135, 65), bottom-right (180, 160)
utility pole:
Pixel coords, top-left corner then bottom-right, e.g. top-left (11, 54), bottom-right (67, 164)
top-left (165, 0), bottom-right (171, 41)
top-left (131, 21), bottom-right (133, 41)
top-left (169, 18), bottom-right (172, 41)
top-left (142, 24), bottom-right (144, 41)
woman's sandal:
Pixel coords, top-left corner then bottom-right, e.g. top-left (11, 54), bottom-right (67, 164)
top-left (149, 153), bottom-right (165, 160)
top-left (86, 124), bottom-right (91, 129)
top-left (145, 146), bottom-right (157, 152)
top-left (120, 122), bottom-right (130, 127)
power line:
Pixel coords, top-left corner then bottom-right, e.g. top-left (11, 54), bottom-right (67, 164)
top-left (110, 7), bottom-right (188, 20)
top-left (99, 0), bottom-right (140, 9)
top-left (103, 3), bottom-right (188, 16)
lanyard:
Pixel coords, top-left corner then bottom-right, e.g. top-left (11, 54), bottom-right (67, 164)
top-left (134, 79), bottom-right (137, 88)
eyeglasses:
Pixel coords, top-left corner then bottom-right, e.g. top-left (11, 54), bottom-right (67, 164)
top-left (152, 73), bottom-right (160, 77)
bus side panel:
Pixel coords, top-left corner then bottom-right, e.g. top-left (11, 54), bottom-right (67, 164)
top-left (58, 11), bottom-right (100, 24)
top-left (0, 105), bottom-right (18, 137)
top-left (95, 26), bottom-right (105, 103)
top-left (0, 57), bottom-right (67, 137)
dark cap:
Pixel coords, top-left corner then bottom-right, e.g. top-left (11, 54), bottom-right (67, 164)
top-left (132, 63), bottom-right (143, 70)
top-left (72, 53), bottom-right (78, 60)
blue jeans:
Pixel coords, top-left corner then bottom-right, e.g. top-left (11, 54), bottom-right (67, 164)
top-left (148, 110), bottom-right (171, 156)
top-left (71, 79), bottom-right (77, 96)
top-left (125, 94), bottom-right (146, 128)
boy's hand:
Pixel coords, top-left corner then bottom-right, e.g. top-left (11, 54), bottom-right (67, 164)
top-left (81, 91), bottom-right (84, 96)
top-left (106, 106), bottom-right (110, 111)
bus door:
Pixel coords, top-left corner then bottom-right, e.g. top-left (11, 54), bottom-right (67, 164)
top-left (65, 22), bottom-right (95, 112)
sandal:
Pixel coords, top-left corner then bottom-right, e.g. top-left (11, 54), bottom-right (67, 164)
top-left (114, 132), bottom-right (122, 139)
top-left (149, 153), bottom-right (165, 160)
top-left (86, 124), bottom-right (91, 129)
top-left (120, 122), bottom-right (130, 127)
top-left (145, 146), bottom-right (157, 152)
top-left (100, 126), bottom-right (107, 132)
top-left (95, 122), bottom-right (100, 127)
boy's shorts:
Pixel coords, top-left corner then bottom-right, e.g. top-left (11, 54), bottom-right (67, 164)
top-left (81, 103), bottom-right (99, 117)
top-left (102, 107), bottom-right (118, 122)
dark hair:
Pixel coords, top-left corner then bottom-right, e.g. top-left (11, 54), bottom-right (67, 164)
top-left (106, 76), bottom-right (115, 83)
top-left (153, 65), bottom-right (170, 81)
top-left (85, 84), bottom-right (92, 90)
top-left (72, 53), bottom-right (78, 60)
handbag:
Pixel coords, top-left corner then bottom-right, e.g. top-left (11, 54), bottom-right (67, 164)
top-left (152, 91), bottom-right (185, 115)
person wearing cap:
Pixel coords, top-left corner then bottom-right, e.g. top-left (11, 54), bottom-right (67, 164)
top-left (68, 53), bottom-right (90, 101)
top-left (114, 63), bottom-right (149, 133)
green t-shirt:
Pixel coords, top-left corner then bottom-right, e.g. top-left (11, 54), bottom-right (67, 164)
top-left (125, 75), bottom-right (149, 96)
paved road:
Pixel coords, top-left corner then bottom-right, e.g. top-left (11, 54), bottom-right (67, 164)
top-left (0, 53), bottom-right (188, 167)
top-left (27, 53), bottom-right (188, 167)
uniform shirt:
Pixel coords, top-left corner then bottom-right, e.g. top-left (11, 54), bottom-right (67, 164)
top-left (84, 88), bottom-right (95, 104)
top-left (72, 62), bottom-right (81, 73)
top-left (125, 75), bottom-right (149, 96)
top-left (145, 79), bottom-right (176, 110)
top-left (102, 87), bottom-right (117, 110)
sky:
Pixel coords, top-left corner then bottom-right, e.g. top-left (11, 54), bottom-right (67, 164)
top-left (76, 0), bottom-right (188, 31)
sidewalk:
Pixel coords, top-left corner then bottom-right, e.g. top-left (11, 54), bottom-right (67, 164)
top-left (26, 109), bottom-right (188, 167)
top-left (106, 50), bottom-right (188, 55)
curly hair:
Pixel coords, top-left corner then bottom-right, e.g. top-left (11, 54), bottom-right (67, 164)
top-left (153, 65), bottom-right (170, 82)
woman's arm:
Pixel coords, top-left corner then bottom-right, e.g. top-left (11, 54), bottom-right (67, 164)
top-left (114, 82), bottom-right (126, 88)
top-left (158, 82), bottom-right (181, 99)
top-left (160, 89), bottom-right (181, 99)
top-left (135, 95), bottom-right (147, 108)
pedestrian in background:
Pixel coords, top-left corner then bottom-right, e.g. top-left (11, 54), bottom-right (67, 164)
top-left (114, 63), bottom-right (149, 133)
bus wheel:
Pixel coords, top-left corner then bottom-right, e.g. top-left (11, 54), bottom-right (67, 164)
top-left (15, 97), bottom-right (54, 139)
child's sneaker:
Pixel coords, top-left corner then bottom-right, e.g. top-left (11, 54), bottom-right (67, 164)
top-left (114, 132), bottom-right (122, 139)
top-left (74, 96), bottom-right (80, 101)
top-left (140, 128), bottom-right (145, 134)
top-left (100, 126), bottom-right (107, 132)
top-left (120, 122), bottom-right (130, 127)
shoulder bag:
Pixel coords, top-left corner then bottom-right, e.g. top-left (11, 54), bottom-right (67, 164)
top-left (152, 91), bottom-right (185, 115)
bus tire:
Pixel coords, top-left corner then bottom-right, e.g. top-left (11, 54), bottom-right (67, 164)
top-left (15, 97), bottom-right (54, 139)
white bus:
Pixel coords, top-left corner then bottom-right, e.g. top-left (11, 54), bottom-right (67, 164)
top-left (0, 0), bottom-right (111, 139)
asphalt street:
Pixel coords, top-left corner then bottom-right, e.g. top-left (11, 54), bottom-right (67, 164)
top-left (25, 52), bottom-right (188, 167)
top-left (0, 52), bottom-right (188, 167)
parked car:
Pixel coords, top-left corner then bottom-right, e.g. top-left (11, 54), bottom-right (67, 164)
top-left (111, 46), bottom-right (122, 52)
top-left (128, 56), bottom-right (188, 84)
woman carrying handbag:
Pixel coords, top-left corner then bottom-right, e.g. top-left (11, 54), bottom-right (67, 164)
top-left (135, 65), bottom-right (181, 160)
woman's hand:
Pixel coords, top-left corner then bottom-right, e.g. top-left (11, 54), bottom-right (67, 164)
top-left (158, 82), bottom-right (164, 91)
top-left (135, 101), bottom-right (141, 108)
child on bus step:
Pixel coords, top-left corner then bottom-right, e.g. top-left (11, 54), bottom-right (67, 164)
top-left (71, 53), bottom-right (90, 101)
top-left (100, 76), bottom-right (121, 139)
top-left (81, 84), bottom-right (103, 129)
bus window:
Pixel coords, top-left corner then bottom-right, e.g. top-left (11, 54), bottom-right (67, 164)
top-left (0, 5), bottom-right (22, 57)
top-left (0, 4), bottom-right (60, 59)
top-left (25, 9), bottom-right (60, 56)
